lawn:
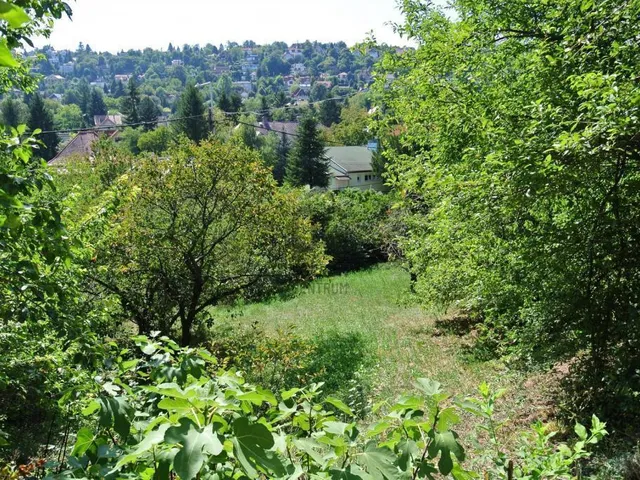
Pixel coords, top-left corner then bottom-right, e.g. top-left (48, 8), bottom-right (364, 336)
top-left (212, 263), bottom-right (523, 405)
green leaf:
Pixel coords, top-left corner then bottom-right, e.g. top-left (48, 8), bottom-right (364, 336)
top-left (231, 417), bottom-right (285, 478)
top-left (82, 400), bottom-right (100, 416)
top-left (325, 396), bottom-right (354, 416)
top-left (292, 438), bottom-right (327, 466)
top-left (574, 422), bottom-right (587, 441)
top-left (97, 396), bottom-right (132, 440)
top-left (72, 427), bottom-right (95, 457)
top-left (163, 418), bottom-right (222, 480)
top-left (0, 2), bottom-right (29, 28)
top-left (415, 378), bottom-right (442, 397)
top-left (357, 442), bottom-right (399, 480)
top-left (427, 431), bottom-right (465, 476)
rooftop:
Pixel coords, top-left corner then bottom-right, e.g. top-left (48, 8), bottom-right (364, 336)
top-left (326, 146), bottom-right (374, 174)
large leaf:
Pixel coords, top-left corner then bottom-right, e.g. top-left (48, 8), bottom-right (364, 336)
top-left (0, 2), bottom-right (29, 28)
top-left (0, 39), bottom-right (18, 68)
top-left (357, 442), bottom-right (400, 480)
top-left (97, 396), bottom-right (132, 440)
top-left (113, 423), bottom-right (171, 471)
top-left (72, 427), bottom-right (95, 457)
top-left (231, 417), bottom-right (285, 478)
top-left (427, 431), bottom-right (465, 475)
top-left (164, 418), bottom-right (222, 480)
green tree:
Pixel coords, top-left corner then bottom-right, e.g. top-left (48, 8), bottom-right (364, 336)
top-left (373, 0), bottom-right (640, 418)
top-left (286, 116), bottom-right (329, 188)
top-left (331, 102), bottom-right (369, 146)
top-left (138, 96), bottom-right (159, 131)
top-left (318, 99), bottom-right (341, 127)
top-left (53, 103), bottom-right (83, 130)
top-left (27, 93), bottom-right (58, 160)
top-left (121, 76), bottom-right (141, 124)
top-left (88, 88), bottom-right (107, 118)
top-left (88, 139), bottom-right (326, 345)
top-left (0, 97), bottom-right (27, 128)
top-left (175, 83), bottom-right (207, 142)
top-left (137, 125), bottom-right (171, 154)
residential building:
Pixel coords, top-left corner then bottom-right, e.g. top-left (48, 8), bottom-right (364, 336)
top-left (114, 74), bottom-right (132, 83)
top-left (232, 81), bottom-right (254, 94)
top-left (45, 74), bottom-right (65, 85)
top-left (49, 131), bottom-right (120, 164)
top-left (326, 146), bottom-right (384, 191)
top-left (314, 80), bottom-right (332, 89)
top-left (171, 59), bottom-right (184, 66)
top-left (338, 72), bottom-right (349, 85)
top-left (60, 62), bottom-right (74, 75)
top-left (94, 114), bottom-right (123, 129)
top-left (255, 121), bottom-right (299, 142)
top-left (291, 63), bottom-right (306, 76)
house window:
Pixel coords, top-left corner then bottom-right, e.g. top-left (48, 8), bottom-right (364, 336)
top-left (357, 176), bottom-right (360, 182)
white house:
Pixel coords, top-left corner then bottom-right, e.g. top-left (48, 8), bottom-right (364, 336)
top-left (60, 62), bottom-right (74, 75)
top-left (291, 63), bottom-right (307, 76)
top-left (326, 146), bottom-right (384, 191)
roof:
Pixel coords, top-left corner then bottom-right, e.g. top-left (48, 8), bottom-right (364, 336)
top-left (255, 121), bottom-right (299, 137)
top-left (94, 115), bottom-right (123, 127)
top-left (326, 146), bottom-right (374, 174)
top-left (49, 131), bottom-right (100, 164)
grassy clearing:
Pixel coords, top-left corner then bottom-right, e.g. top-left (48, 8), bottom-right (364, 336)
top-left (212, 263), bottom-right (523, 405)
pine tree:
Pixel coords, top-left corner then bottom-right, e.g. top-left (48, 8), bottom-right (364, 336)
top-left (27, 93), bottom-right (59, 161)
top-left (0, 98), bottom-right (26, 128)
top-left (175, 83), bottom-right (207, 142)
top-left (273, 132), bottom-right (289, 185)
top-left (319, 99), bottom-right (341, 127)
top-left (89, 88), bottom-right (107, 119)
top-left (139, 96), bottom-right (160, 131)
top-left (285, 116), bottom-right (329, 188)
top-left (122, 77), bottom-right (141, 124)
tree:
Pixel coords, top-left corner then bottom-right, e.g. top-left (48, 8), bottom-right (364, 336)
top-left (121, 76), bottom-right (141, 124)
top-left (318, 99), bottom-right (341, 127)
top-left (286, 116), bottom-right (329, 188)
top-left (0, 98), bottom-right (27, 128)
top-left (89, 139), bottom-right (326, 345)
top-left (54, 103), bottom-right (83, 130)
top-left (138, 96), bottom-right (159, 131)
top-left (331, 102), bottom-right (369, 146)
top-left (373, 0), bottom-right (640, 419)
top-left (175, 83), bottom-right (207, 142)
top-left (88, 88), bottom-right (107, 118)
top-left (27, 93), bottom-right (59, 160)
top-left (137, 126), bottom-right (171, 154)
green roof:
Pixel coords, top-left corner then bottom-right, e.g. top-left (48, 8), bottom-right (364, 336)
top-left (326, 146), bottom-right (373, 174)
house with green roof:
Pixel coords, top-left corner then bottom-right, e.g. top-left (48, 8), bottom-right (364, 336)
top-left (326, 146), bottom-right (384, 191)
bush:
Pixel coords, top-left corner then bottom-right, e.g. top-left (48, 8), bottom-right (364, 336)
top-left (301, 189), bottom-right (393, 273)
top-left (32, 337), bottom-right (606, 480)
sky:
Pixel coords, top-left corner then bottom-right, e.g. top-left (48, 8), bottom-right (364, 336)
top-left (36, 0), bottom-right (411, 53)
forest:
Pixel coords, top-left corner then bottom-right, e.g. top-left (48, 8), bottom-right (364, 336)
top-left (1, 0), bottom-right (640, 479)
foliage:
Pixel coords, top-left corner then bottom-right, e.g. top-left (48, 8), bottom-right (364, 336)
top-left (27, 93), bottom-right (59, 160)
top-left (330, 100), bottom-right (370, 146)
top-left (0, 98), bottom-right (28, 129)
top-left (175, 83), bottom-right (208, 142)
top-left (137, 125), bottom-right (172, 154)
top-left (373, 0), bottom-right (640, 420)
top-left (301, 189), bottom-right (393, 272)
top-left (120, 76), bottom-right (140, 124)
top-left (41, 337), bottom-right (605, 480)
top-left (285, 115), bottom-right (329, 188)
top-left (85, 138), bottom-right (327, 345)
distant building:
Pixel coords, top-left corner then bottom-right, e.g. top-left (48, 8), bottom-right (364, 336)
top-left (60, 62), bottom-right (74, 75)
top-left (232, 81), bottom-right (254, 94)
top-left (326, 146), bottom-right (384, 191)
top-left (114, 74), bottom-right (132, 83)
top-left (45, 74), bottom-right (65, 85)
top-left (314, 80), bottom-right (332, 89)
top-left (171, 59), bottom-right (184, 66)
top-left (338, 72), bottom-right (349, 85)
top-left (255, 121), bottom-right (299, 142)
top-left (291, 63), bottom-right (306, 76)
top-left (213, 65), bottom-right (230, 75)
top-left (94, 115), bottom-right (123, 129)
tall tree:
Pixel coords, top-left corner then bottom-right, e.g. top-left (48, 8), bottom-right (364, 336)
top-left (0, 98), bottom-right (27, 128)
top-left (122, 76), bottom-right (141, 124)
top-left (319, 99), bottom-right (341, 127)
top-left (286, 116), bottom-right (329, 188)
top-left (139, 96), bottom-right (159, 131)
top-left (273, 131), bottom-right (289, 185)
top-left (175, 83), bottom-right (207, 142)
top-left (88, 88), bottom-right (107, 118)
top-left (27, 93), bottom-right (58, 160)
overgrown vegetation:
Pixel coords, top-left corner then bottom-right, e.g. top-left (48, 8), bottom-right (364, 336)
top-left (2, 0), bottom-right (640, 477)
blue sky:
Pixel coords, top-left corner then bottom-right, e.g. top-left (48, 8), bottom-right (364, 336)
top-left (38, 0), bottom-right (414, 52)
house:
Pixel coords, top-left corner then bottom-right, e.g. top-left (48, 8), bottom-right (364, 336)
top-left (255, 121), bottom-right (299, 142)
top-left (47, 93), bottom-right (63, 102)
top-left (213, 65), bottom-right (230, 75)
top-left (291, 63), bottom-right (306, 75)
top-left (326, 146), bottom-right (384, 191)
top-left (45, 74), bottom-right (65, 85)
top-left (50, 130), bottom-right (121, 164)
top-left (232, 81), bottom-right (254, 94)
top-left (171, 59), bottom-right (184, 66)
top-left (60, 62), bottom-right (74, 75)
top-left (114, 74), bottom-right (132, 83)
top-left (337, 72), bottom-right (349, 85)
top-left (94, 115), bottom-right (123, 130)
top-left (314, 80), bottom-right (332, 89)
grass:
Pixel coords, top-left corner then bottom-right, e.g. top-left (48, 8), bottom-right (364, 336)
top-left (212, 263), bottom-right (519, 403)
